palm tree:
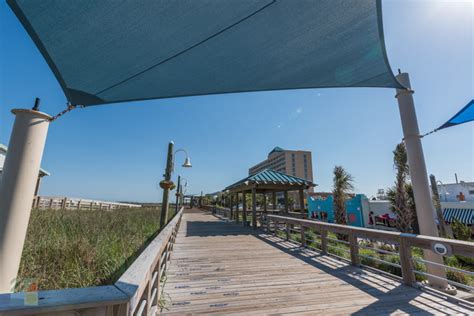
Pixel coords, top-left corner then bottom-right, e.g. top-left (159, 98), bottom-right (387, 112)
top-left (332, 166), bottom-right (354, 226)
top-left (387, 142), bottom-right (417, 233)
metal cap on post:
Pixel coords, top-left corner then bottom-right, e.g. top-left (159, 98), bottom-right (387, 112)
top-left (395, 72), bottom-right (455, 294)
top-left (0, 105), bottom-right (51, 293)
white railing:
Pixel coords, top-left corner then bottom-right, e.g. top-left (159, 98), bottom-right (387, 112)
top-left (33, 196), bottom-right (142, 210)
top-left (0, 208), bottom-right (183, 315)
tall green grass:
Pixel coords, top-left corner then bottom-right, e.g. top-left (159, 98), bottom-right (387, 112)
top-left (16, 207), bottom-right (169, 291)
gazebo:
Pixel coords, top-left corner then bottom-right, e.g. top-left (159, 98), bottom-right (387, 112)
top-left (224, 169), bottom-right (315, 229)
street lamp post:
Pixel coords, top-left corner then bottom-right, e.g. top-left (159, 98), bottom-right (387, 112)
top-left (159, 142), bottom-right (191, 228)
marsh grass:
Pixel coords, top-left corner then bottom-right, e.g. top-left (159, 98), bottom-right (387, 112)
top-left (16, 207), bottom-right (169, 291)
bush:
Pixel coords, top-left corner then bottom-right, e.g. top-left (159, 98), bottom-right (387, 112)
top-left (447, 270), bottom-right (470, 286)
top-left (452, 219), bottom-right (471, 241)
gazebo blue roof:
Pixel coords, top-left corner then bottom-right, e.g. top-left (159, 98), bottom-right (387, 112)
top-left (225, 169), bottom-right (315, 191)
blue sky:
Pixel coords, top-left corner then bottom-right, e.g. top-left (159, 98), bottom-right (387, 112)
top-left (1, 1), bottom-right (472, 202)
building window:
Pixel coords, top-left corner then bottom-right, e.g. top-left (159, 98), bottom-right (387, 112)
top-left (469, 190), bottom-right (474, 195)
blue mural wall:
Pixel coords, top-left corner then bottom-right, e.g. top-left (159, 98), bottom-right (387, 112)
top-left (307, 194), bottom-right (365, 227)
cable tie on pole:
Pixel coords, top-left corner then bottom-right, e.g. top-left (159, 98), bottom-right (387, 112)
top-left (420, 129), bottom-right (438, 138)
top-left (50, 103), bottom-right (83, 121)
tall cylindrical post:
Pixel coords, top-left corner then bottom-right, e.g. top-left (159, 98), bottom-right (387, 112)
top-left (0, 109), bottom-right (51, 293)
top-left (395, 73), bottom-right (452, 292)
top-left (160, 141), bottom-right (174, 228)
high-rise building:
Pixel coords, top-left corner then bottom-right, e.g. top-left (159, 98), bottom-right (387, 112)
top-left (249, 147), bottom-right (314, 187)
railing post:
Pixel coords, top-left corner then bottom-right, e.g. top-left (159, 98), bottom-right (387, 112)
top-left (155, 259), bottom-right (161, 308)
top-left (285, 222), bottom-right (290, 240)
top-left (321, 229), bottom-right (328, 254)
top-left (349, 232), bottom-right (360, 266)
top-left (399, 236), bottom-right (416, 286)
top-left (300, 225), bottom-right (306, 247)
top-left (61, 197), bottom-right (67, 210)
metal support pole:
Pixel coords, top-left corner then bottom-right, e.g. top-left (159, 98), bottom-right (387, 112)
top-left (160, 141), bottom-right (174, 228)
top-left (0, 109), bottom-right (51, 293)
top-left (395, 72), bottom-right (453, 293)
top-left (174, 175), bottom-right (181, 215)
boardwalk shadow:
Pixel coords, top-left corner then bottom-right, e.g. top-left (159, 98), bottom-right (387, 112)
top-left (254, 233), bottom-right (466, 315)
top-left (184, 216), bottom-right (253, 237)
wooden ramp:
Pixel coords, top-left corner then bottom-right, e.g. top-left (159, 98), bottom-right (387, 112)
top-left (161, 209), bottom-right (472, 315)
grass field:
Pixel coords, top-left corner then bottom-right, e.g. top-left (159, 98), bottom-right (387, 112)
top-left (16, 207), bottom-right (171, 291)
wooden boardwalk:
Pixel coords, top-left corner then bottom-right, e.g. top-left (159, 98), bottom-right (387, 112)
top-left (161, 209), bottom-right (472, 315)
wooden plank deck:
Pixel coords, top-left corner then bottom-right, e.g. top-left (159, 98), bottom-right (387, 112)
top-left (161, 209), bottom-right (473, 315)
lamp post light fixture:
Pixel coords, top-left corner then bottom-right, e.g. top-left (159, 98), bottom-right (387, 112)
top-left (159, 142), bottom-right (192, 228)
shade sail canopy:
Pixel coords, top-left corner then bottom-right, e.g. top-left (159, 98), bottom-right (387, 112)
top-left (8, 0), bottom-right (402, 106)
top-left (437, 100), bottom-right (474, 130)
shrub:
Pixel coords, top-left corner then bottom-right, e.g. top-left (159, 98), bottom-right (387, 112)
top-left (452, 218), bottom-right (471, 241)
top-left (447, 270), bottom-right (470, 286)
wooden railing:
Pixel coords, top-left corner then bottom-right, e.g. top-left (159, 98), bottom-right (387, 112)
top-left (264, 214), bottom-right (474, 292)
top-left (0, 208), bottom-right (183, 315)
top-left (33, 196), bottom-right (142, 210)
top-left (203, 206), bottom-right (473, 293)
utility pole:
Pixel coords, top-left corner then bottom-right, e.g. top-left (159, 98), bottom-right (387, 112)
top-left (160, 141), bottom-right (174, 228)
top-left (395, 72), bottom-right (454, 293)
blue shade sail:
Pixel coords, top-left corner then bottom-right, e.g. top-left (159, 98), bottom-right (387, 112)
top-left (8, 0), bottom-right (402, 106)
top-left (438, 100), bottom-right (474, 130)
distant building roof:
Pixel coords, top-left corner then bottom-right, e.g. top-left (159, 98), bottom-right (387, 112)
top-left (225, 169), bottom-right (315, 191)
top-left (268, 146), bottom-right (285, 156)
top-left (438, 181), bottom-right (474, 186)
top-left (0, 143), bottom-right (50, 176)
